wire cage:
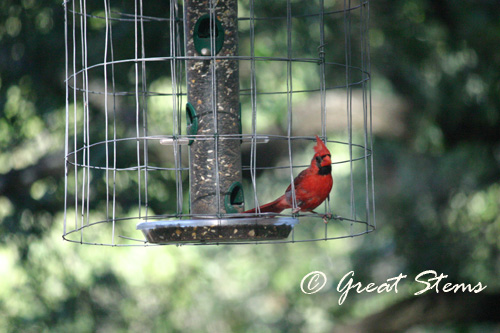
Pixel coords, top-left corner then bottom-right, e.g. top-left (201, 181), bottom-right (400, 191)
top-left (63, 0), bottom-right (375, 246)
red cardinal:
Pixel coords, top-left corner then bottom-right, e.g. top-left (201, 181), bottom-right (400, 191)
top-left (245, 135), bottom-right (333, 220)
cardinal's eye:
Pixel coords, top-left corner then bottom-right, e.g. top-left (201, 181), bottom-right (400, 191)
top-left (315, 156), bottom-right (321, 163)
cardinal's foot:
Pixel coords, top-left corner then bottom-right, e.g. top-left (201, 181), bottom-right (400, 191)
top-left (322, 213), bottom-right (333, 224)
top-left (310, 211), bottom-right (333, 223)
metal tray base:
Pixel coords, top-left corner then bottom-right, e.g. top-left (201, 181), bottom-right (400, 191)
top-left (136, 217), bottom-right (298, 244)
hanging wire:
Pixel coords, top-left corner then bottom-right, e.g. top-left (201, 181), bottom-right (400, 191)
top-left (318, 0), bottom-right (331, 239)
top-left (360, 0), bottom-right (371, 232)
top-left (72, 0), bottom-right (78, 233)
top-left (63, 0), bottom-right (69, 236)
top-left (101, 0), bottom-right (120, 244)
top-left (102, 0), bottom-right (111, 243)
top-left (370, 56), bottom-right (376, 226)
top-left (209, 0), bottom-right (222, 217)
top-left (366, 1), bottom-right (376, 230)
top-left (171, 0), bottom-right (184, 216)
top-left (249, 0), bottom-right (260, 213)
top-left (344, 0), bottom-right (356, 235)
top-left (110, 0), bottom-right (119, 243)
top-left (286, 0), bottom-right (298, 213)
top-left (140, 0), bottom-right (150, 222)
top-left (134, 0), bottom-right (142, 220)
top-left (79, 0), bottom-right (91, 242)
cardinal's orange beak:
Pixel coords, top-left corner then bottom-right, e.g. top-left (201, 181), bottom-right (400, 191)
top-left (321, 154), bottom-right (332, 167)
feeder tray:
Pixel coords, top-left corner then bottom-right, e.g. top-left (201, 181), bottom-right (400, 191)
top-left (137, 217), bottom-right (298, 244)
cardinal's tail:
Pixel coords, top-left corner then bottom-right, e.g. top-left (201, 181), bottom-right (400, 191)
top-left (244, 195), bottom-right (289, 214)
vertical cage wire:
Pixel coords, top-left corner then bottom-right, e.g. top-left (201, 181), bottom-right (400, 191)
top-left (63, 0), bottom-right (375, 246)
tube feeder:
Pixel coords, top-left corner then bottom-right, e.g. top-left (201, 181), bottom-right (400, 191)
top-left (137, 0), bottom-right (297, 244)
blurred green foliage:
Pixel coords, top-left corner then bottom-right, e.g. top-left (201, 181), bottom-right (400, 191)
top-left (0, 0), bottom-right (499, 332)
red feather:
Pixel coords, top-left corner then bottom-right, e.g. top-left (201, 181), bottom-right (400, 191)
top-left (245, 135), bottom-right (333, 214)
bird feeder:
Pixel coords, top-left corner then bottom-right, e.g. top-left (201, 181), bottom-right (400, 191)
top-left (63, 0), bottom-right (375, 246)
top-left (137, 0), bottom-right (297, 243)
